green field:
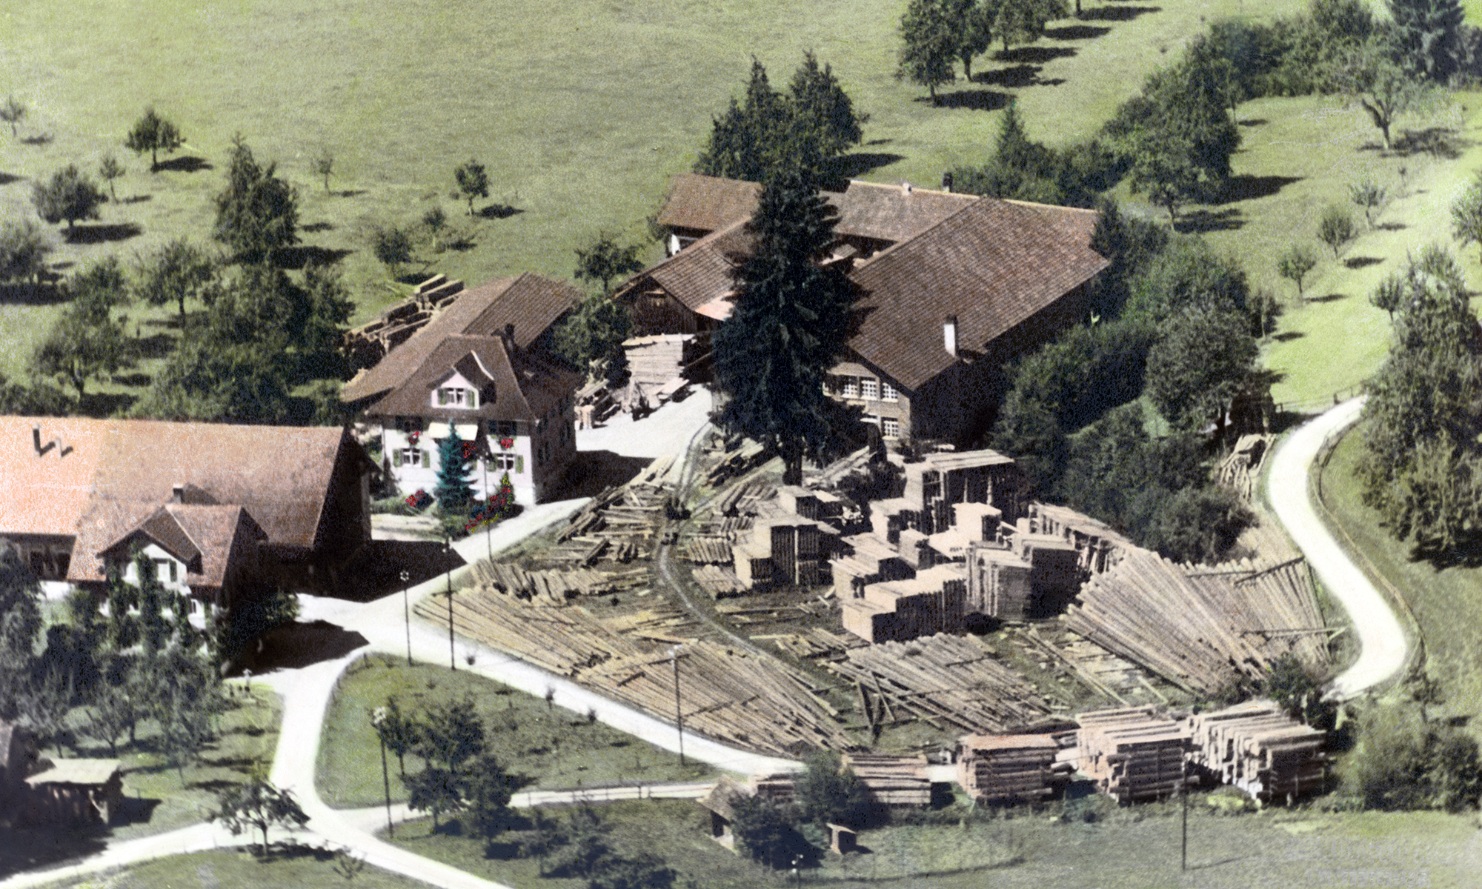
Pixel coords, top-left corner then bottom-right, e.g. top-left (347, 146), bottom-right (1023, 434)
top-left (316, 654), bottom-right (712, 809)
top-left (36, 850), bottom-right (434, 889)
top-left (0, 0), bottom-right (1289, 392)
top-left (1319, 427), bottom-right (1482, 729)
top-left (387, 797), bottom-right (1480, 889)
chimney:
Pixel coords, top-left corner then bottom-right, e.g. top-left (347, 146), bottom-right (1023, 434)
top-left (503, 323), bottom-right (516, 350)
top-left (901, 181), bottom-right (913, 196)
top-left (172, 483), bottom-right (186, 504)
top-left (944, 316), bottom-right (958, 358)
top-left (32, 424), bottom-right (41, 455)
top-left (940, 171), bottom-right (954, 193)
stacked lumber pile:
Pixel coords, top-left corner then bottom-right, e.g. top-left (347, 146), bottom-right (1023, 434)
top-left (750, 773), bottom-right (797, 804)
top-left (714, 480), bottom-right (774, 518)
top-left (1063, 550), bottom-right (1330, 695)
top-left (681, 537), bottom-right (734, 564)
top-left (469, 561), bottom-right (647, 603)
top-left (957, 733), bottom-right (1067, 804)
top-left (1215, 434), bottom-right (1274, 502)
top-left (623, 334), bottom-right (693, 391)
top-left (602, 605), bottom-right (701, 644)
top-left (692, 565), bottom-right (747, 598)
top-left (1025, 503), bottom-right (1133, 575)
top-left (707, 442), bottom-right (768, 485)
top-left (425, 589), bottom-right (850, 754)
top-left (1186, 700), bottom-right (1326, 802)
top-left (1077, 706), bottom-right (1191, 803)
top-left (341, 275), bottom-right (465, 368)
top-left (762, 628), bottom-right (867, 660)
top-left (841, 753), bottom-right (931, 807)
top-left (828, 634), bottom-right (1053, 734)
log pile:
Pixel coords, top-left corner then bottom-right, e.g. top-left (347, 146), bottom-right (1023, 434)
top-left (469, 561), bottom-right (647, 603)
top-left (761, 628), bottom-right (867, 661)
top-left (1186, 700), bottom-right (1326, 802)
top-left (957, 734), bottom-right (1066, 804)
top-left (714, 479), bottom-right (774, 518)
top-left (1076, 706), bottom-right (1191, 803)
top-left (681, 537), bottom-right (734, 564)
top-left (706, 442), bottom-right (768, 486)
top-left (692, 565), bottom-right (747, 599)
top-left (828, 634), bottom-right (1054, 735)
top-left (341, 275), bottom-right (466, 368)
top-left (424, 588), bottom-right (851, 755)
top-left (1215, 434), bottom-right (1274, 502)
top-left (1063, 550), bottom-right (1330, 695)
top-left (840, 753), bottom-right (932, 807)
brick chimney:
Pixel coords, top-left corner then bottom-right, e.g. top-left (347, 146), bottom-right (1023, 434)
top-left (944, 316), bottom-right (958, 357)
top-left (941, 171), bottom-right (954, 193)
top-left (503, 323), bottom-right (516, 351)
top-left (172, 483), bottom-right (186, 503)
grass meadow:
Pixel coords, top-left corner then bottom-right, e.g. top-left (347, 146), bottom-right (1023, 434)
top-left (36, 850), bottom-right (436, 889)
top-left (387, 797), bottom-right (1481, 889)
top-left (316, 654), bottom-right (711, 810)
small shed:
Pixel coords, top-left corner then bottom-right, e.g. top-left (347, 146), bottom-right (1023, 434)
top-left (828, 822), bottom-right (859, 855)
top-left (696, 775), bottom-right (755, 850)
top-left (24, 758), bottom-right (123, 825)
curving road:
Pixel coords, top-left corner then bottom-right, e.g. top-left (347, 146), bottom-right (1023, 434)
top-left (1266, 397), bottom-right (1409, 698)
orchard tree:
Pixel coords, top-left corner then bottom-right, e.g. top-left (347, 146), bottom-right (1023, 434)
top-left (35, 258), bottom-right (131, 399)
top-left (0, 220), bottom-right (48, 285)
top-left (423, 205), bottom-right (448, 251)
top-left (995, 0), bottom-right (1068, 53)
top-left (135, 238), bottom-right (218, 318)
top-left (575, 233), bottom-right (644, 295)
top-left (311, 150), bottom-right (334, 195)
top-left (951, 0), bottom-right (996, 81)
top-left (454, 159), bottom-right (489, 215)
top-left (898, 0), bottom-right (959, 103)
top-left (1318, 204), bottom-right (1358, 257)
top-left (1276, 244), bottom-right (1318, 299)
top-left (1339, 44), bottom-right (1427, 151)
top-left (214, 773), bottom-right (310, 855)
top-left (1128, 130), bottom-right (1200, 224)
top-left (712, 168), bottom-right (856, 485)
top-left (99, 154), bottom-right (125, 202)
top-left (124, 107), bottom-right (184, 172)
top-left (371, 224), bottom-right (415, 279)
top-left (214, 138), bottom-right (299, 263)
top-left (1450, 170), bottom-right (1482, 262)
top-left (32, 164), bottom-right (104, 231)
top-left (1350, 178), bottom-right (1386, 228)
top-left (0, 95), bottom-right (25, 137)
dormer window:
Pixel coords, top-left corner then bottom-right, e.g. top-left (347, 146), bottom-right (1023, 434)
top-left (436, 387), bottom-right (478, 408)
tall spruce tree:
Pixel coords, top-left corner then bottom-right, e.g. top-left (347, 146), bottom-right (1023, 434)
top-left (434, 427), bottom-right (476, 512)
top-left (1388, 0), bottom-right (1467, 84)
top-left (213, 138), bottom-right (299, 264)
top-left (712, 169), bottom-right (854, 485)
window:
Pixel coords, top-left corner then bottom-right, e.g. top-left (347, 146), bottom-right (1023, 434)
top-left (882, 416), bottom-right (900, 438)
top-left (397, 417), bottom-right (421, 433)
top-left (882, 381), bottom-right (899, 402)
top-left (154, 558), bottom-right (177, 584)
top-left (495, 453), bottom-right (518, 471)
top-left (436, 387), bottom-right (478, 408)
top-left (861, 378), bottom-right (879, 400)
top-left (841, 376), bottom-right (859, 398)
top-left (394, 447), bottom-right (428, 468)
top-left (494, 420), bottom-right (518, 438)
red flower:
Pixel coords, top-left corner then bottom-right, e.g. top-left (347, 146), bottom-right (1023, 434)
top-left (499, 436), bottom-right (515, 450)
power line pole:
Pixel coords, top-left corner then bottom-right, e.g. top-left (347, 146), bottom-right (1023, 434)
top-left (670, 644), bottom-right (685, 766)
top-left (444, 535), bottom-right (456, 670)
top-left (399, 569), bottom-right (412, 666)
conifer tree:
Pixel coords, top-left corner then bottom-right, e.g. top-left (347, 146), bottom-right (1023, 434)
top-left (712, 169), bottom-right (855, 485)
top-left (434, 427), bottom-right (475, 512)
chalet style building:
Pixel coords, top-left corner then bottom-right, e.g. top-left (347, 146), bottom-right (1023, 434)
top-left (624, 174), bottom-right (1109, 443)
top-left (0, 417), bottom-right (373, 606)
top-left (341, 273), bottom-right (584, 506)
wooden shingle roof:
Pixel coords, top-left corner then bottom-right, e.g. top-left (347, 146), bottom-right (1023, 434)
top-left (847, 199), bottom-right (1107, 391)
top-left (656, 174), bottom-right (762, 233)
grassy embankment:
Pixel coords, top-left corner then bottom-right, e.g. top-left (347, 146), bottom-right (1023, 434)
top-left (0, 0), bottom-right (1302, 403)
top-left (35, 849), bottom-right (435, 889)
top-left (316, 654), bottom-right (712, 810)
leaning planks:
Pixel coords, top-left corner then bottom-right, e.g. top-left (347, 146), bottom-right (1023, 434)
top-left (1063, 551), bottom-right (1330, 695)
top-left (828, 634), bottom-right (1053, 734)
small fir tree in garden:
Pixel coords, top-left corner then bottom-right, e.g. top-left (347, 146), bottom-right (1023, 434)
top-left (434, 428), bottom-right (475, 512)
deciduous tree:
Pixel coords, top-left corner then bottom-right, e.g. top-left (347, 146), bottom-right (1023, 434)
top-left (311, 150), bottom-right (335, 195)
top-left (214, 137), bottom-right (299, 263)
top-left (1350, 177), bottom-right (1386, 227)
top-left (0, 220), bottom-right (48, 285)
top-left (898, 0), bottom-right (959, 103)
top-left (1338, 44), bottom-right (1427, 151)
top-left (794, 750), bottom-right (872, 828)
top-left (994, 0), bottom-right (1067, 53)
top-left (554, 291), bottom-right (632, 387)
top-left (1388, 0), bottom-right (1467, 83)
top-left (1318, 204), bottom-right (1358, 257)
top-left (454, 159), bottom-right (489, 216)
top-left (135, 238), bottom-right (217, 318)
top-left (32, 164), bottom-right (104, 231)
top-left (214, 773), bottom-right (310, 855)
top-left (99, 155), bottom-right (125, 202)
top-left (124, 107), bottom-right (184, 172)
top-left (1450, 170), bottom-right (1482, 262)
top-left (575, 233), bottom-right (644, 295)
top-left (1145, 304), bottom-right (1258, 431)
top-left (1277, 243), bottom-right (1319, 299)
top-left (0, 95), bottom-right (26, 138)
top-left (371, 224), bottom-right (415, 279)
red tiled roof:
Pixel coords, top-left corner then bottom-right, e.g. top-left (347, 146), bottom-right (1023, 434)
top-left (341, 273), bottom-right (581, 410)
top-left (357, 334), bottom-right (582, 422)
top-left (91, 504), bottom-right (266, 589)
top-left (847, 199), bottom-right (1109, 391)
top-left (0, 417), bottom-right (113, 538)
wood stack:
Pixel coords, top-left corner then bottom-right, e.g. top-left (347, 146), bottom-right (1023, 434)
top-left (681, 537), bottom-right (734, 564)
top-left (840, 753), bottom-right (931, 807)
top-left (957, 734), bottom-right (1066, 804)
top-left (1026, 503), bottom-right (1134, 575)
top-left (762, 628), bottom-right (867, 660)
top-left (1186, 700), bottom-right (1326, 802)
top-left (1215, 434), bottom-right (1274, 502)
top-left (707, 442), bottom-right (768, 486)
top-left (622, 334), bottom-right (694, 391)
top-left (470, 561), bottom-right (647, 603)
top-left (714, 479), bottom-right (774, 518)
top-left (1063, 550), bottom-right (1330, 695)
top-left (341, 276), bottom-right (465, 368)
top-left (692, 565), bottom-right (747, 598)
top-left (828, 634), bottom-right (1053, 734)
top-left (1076, 706), bottom-right (1191, 803)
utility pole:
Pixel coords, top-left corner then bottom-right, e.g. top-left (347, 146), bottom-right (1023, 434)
top-left (399, 569), bottom-right (412, 666)
top-left (670, 644), bottom-right (685, 766)
top-left (371, 707), bottom-right (394, 838)
top-left (1181, 760), bottom-right (1190, 872)
top-left (444, 535), bottom-right (456, 671)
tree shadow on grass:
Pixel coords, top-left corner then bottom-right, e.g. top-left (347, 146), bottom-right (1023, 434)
top-left (132, 332), bottom-right (177, 360)
top-left (121, 194), bottom-right (151, 205)
top-left (1271, 330), bottom-right (1305, 342)
top-left (1080, 4), bottom-right (1161, 21)
top-left (829, 151), bottom-right (906, 179)
top-left (1307, 292), bottom-right (1346, 303)
top-left (0, 171), bottom-right (21, 185)
top-left (1345, 256), bottom-right (1383, 270)
top-left (154, 155), bottom-right (212, 173)
top-left (339, 189), bottom-right (368, 198)
top-left (302, 221), bottom-right (334, 233)
top-left (478, 203), bottom-right (523, 220)
top-left (1216, 174), bottom-right (1303, 204)
top-left (110, 372), bottom-right (152, 387)
top-left (1175, 207), bottom-right (1243, 233)
top-left (995, 45), bottom-right (1077, 64)
top-left (920, 89), bottom-right (1011, 112)
top-left (977, 64), bottom-right (1043, 89)
top-left (1239, 118), bottom-right (1268, 128)
top-left (1396, 127), bottom-right (1471, 160)
top-left (21, 133), bottom-right (54, 146)
top-left (1375, 221), bottom-right (1406, 231)
top-left (275, 245), bottom-right (352, 269)
top-left (64, 222), bottom-right (142, 244)
top-left (1412, 533), bottom-right (1482, 569)
top-left (1044, 24), bottom-right (1111, 40)
top-left (0, 282), bottom-right (65, 305)
top-left (79, 391), bottom-right (133, 417)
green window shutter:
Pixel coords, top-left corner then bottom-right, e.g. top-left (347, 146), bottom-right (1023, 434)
top-left (393, 451), bottom-right (403, 467)
top-left (421, 451), bottom-right (430, 468)
top-left (515, 456), bottom-right (524, 474)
